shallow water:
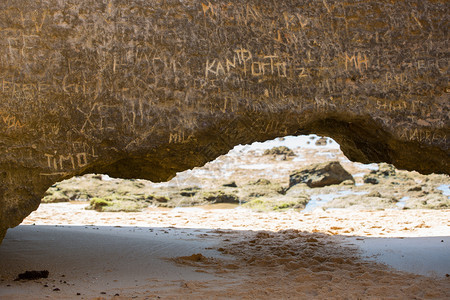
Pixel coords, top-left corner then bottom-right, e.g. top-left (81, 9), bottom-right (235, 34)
top-left (350, 236), bottom-right (450, 277)
top-left (355, 163), bottom-right (379, 171)
top-left (303, 194), bottom-right (338, 212)
top-left (303, 190), bottom-right (368, 211)
top-left (396, 196), bottom-right (409, 209)
top-left (437, 184), bottom-right (450, 198)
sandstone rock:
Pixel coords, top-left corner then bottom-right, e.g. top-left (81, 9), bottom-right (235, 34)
top-left (364, 177), bottom-right (380, 185)
top-left (363, 163), bottom-right (397, 184)
top-left (179, 187), bottom-right (200, 197)
top-left (263, 146), bottom-right (296, 156)
top-left (315, 138), bottom-right (328, 146)
top-left (367, 191), bottom-right (382, 198)
top-left (372, 163), bottom-right (397, 178)
top-left (250, 179), bottom-right (272, 186)
top-left (324, 193), bottom-right (399, 210)
top-left (289, 162), bottom-right (355, 188)
top-left (238, 181), bottom-right (285, 201)
top-left (201, 191), bottom-right (240, 204)
top-left (408, 186), bottom-right (422, 192)
top-left (0, 0), bottom-right (449, 243)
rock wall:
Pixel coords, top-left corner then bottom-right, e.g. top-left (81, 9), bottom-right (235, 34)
top-left (0, 0), bottom-right (448, 242)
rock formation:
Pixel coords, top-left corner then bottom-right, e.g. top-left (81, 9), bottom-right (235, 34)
top-left (0, 0), bottom-right (448, 243)
top-left (289, 161), bottom-right (354, 188)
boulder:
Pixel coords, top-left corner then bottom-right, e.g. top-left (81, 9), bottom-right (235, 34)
top-left (370, 163), bottom-right (397, 178)
top-left (363, 177), bottom-right (380, 185)
top-left (363, 163), bottom-right (397, 184)
top-left (289, 162), bottom-right (355, 188)
top-left (250, 179), bottom-right (272, 186)
top-left (263, 146), bottom-right (296, 156)
top-left (0, 0), bottom-right (449, 243)
top-left (202, 191), bottom-right (240, 204)
top-left (315, 138), bottom-right (328, 146)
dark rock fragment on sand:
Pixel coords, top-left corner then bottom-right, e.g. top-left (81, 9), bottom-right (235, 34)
top-left (15, 270), bottom-right (49, 281)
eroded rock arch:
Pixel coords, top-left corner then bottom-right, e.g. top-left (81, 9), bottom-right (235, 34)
top-left (0, 0), bottom-right (448, 242)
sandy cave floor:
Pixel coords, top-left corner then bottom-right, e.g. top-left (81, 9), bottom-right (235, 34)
top-left (0, 203), bottom-right (449, 299)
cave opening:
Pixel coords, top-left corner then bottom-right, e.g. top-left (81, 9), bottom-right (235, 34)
top-left (40, 134), bottom-right (449, 213)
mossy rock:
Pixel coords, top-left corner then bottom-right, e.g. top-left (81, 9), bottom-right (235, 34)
top-left (239, 181), bottom-right (286, 201)
top-left (41, 191), bottom-right (70, 203)
top-left (87, 196), bottom-right (148, 212)
top-left (324, 194), bottom-right (400, 210)
top-left (154, 196), bottom-right (169, 203)
top-left (100, 200), bottom-right (147, 212)
top-left (404, 193), bottom-right (450, 209)
top-left (89, 197), bottom-right (111, 211)
top-left (243, 196), bottom-right (309, 211)
top-left (202, 191), bottom-right (240, 204)
top-left (249, 178), bottom-right (272, 185)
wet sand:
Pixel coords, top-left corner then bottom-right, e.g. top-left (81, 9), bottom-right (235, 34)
top-left (0, 203), bottom-right (449, 299)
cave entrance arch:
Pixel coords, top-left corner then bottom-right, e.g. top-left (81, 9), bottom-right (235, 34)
top-left (40, 134), bottom-right (449, 215)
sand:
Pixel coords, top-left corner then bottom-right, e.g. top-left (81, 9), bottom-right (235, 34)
top-left (0, 204), bottom-right (449, 299)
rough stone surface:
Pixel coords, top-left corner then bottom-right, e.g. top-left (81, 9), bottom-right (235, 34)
top-left (363, 163), bottom-right (397, 184)
top-left (289, 161), bottom-right (355, 188)
top-left (315, 137), bottom-right (328, 146)
top-left (0, 0), bottom-right (449, 243)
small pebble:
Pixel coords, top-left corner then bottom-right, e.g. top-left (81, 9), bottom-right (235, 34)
top-left (77, 292), bottom-right (81, 295)
top-left (53, 288), bottom-right (60, 291)
top-left (101, 291), bottom-right (106, 294)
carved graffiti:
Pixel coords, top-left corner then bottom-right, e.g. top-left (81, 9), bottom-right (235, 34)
top-left (0, 111), bottom-right (24, 130)
top-left (205, 48), bottom-right (311, 80)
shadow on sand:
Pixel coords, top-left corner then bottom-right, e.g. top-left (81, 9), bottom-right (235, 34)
top-left (0, 225), bottom-right (449, 299)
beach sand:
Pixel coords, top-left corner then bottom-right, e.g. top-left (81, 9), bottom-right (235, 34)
top-left (0, 203), bottom-right (449, 299)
